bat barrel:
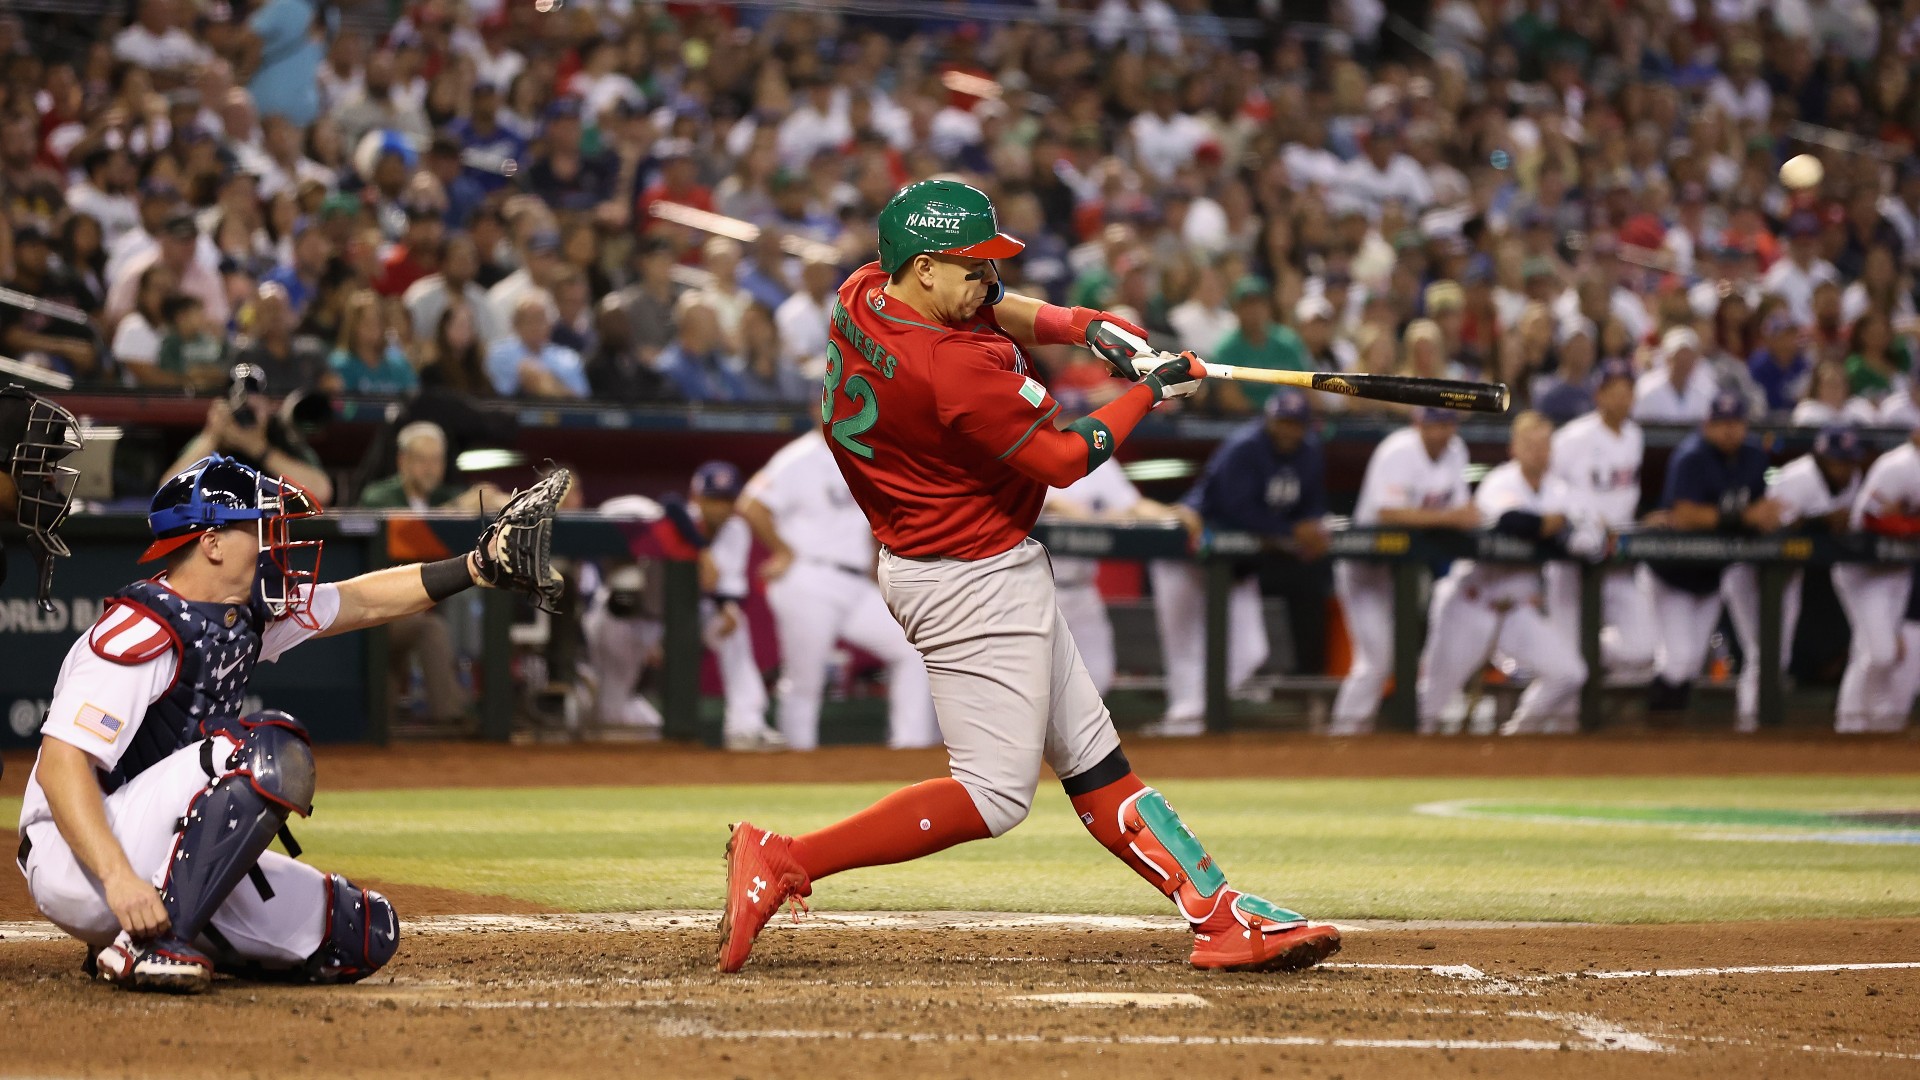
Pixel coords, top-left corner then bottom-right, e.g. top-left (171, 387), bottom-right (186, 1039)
top-left (1307, 372), bottom-right (1510, 414)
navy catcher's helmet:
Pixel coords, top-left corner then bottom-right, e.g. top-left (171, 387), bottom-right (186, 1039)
top-left (142, 454), bottom-right (324, 625)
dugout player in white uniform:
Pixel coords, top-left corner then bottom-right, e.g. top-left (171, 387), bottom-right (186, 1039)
top-left (737, 431), bottom-right (937, 751)
top-left (1331, 408), bottom-right (1479, 735)
top-left (15, 453), bottom-right (558, 992)
top-left (683, 461), bottom-right (787, 752)
top-left (1420, 412), bottom-right (1595, 735)
top-left (1545, 359), bottom-right (1656, 677)
top-left (1148, 390), bottom-right (1328, 734)
top-left (1042, 457), bottom-right (1174, 698)
top-left (1720, 425), bottom-right (1864, 726)
top-left (1644, 393), bottom-right (1783, 725)
top-left (1834, 421), bottom-right (1920, 732)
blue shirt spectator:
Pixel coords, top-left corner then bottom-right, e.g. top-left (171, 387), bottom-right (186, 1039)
top-left (248, 0), bottom-right (324, 128)
top-left (1746, 314), bottom-right (1813, 414)
top-left (657, 301), bottom-right (752, 402)
top-left (485, 297), bottom-right (590, 397)
top-left (448, 86), bottom-right (528, 194)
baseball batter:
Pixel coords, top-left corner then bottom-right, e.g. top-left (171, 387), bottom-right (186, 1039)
top-left (737, 430), bottom-right (938, 751)
top-left (15, 454), bottom-right (566, 992)
top-left (1544, 359), bottom-right (1655, 676)
top-left (1042, 456), bottom-right (1170, 698)
top-left (1834, 421), bottom-right (1920, 732)
top-left (1645, 393), bottom-right (1781, 718)
top-left (0, 384), bottom-right (82, 609)
top-left (1721, 425), bottom-right (1863, 726)
top-left (718, 180), bottom-right (1341, 974)
top-left (1330, 409), bottom-right (1477, 736)
top-left (1419, 411), bottom-right (1594, 735)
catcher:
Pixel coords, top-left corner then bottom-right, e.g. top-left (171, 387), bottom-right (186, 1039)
top-left (13, 453), bottom-right (569, 993)
top-left (0, 383), bottom-right (83, 611)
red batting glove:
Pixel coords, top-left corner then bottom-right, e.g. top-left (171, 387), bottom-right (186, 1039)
top-left (1068, 307), bottom-right (1148, 345)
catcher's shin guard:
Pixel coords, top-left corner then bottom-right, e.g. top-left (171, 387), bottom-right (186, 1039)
top-left (141, 714), bottom-right (315, 982)
top-left (1115, 787), bottom-right (1233, 924)
top-left (303, 874), bottom-right (399, 984)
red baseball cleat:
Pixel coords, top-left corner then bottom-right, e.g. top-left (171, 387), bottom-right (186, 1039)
top-left (716, 822), bottom-right (812, 973)
top-left (1189, 890), bottom-right (1342, 973)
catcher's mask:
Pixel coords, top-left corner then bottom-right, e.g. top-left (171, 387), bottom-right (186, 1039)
top-left (0, 384), bottom-right (83, 611)
top-left (141, 454), bottom-right (325, 627)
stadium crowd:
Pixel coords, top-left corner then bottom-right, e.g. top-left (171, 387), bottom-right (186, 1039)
top-left (4, 0), bottom-right (1920, 738)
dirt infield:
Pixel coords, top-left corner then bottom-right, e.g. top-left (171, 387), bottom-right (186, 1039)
top-left (0, 916), bottom-right (1914, 1078)
top-left (2, 736), bottom-right (1915, 1077)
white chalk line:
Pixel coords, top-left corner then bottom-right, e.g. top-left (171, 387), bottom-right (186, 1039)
top-left (1568, 961), bottom-right (1920, 980)
top-left (1662, 1033), bottom-right (1920, 1062)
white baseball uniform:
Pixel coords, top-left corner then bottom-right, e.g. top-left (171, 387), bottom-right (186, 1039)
top-left (1331, 426), bottom-right (1469, 734)
top-left (1721, 452), bottom-right (1860, 724)
top-left (699, 508), bottom-right (775, 741)
top-left (1545, 411), bottom-right (1656, 675)
top-left (581, 496), bottom-right (667, 734)
top-left (1418, 461), bottom-right (1589, 735)
top-left (16, 585), bottom-right (340, 959)
top-left (743, 432), bottom-right (937, 751)
top-left (1044, 458), bottom-right (1152, 698)
top-left (1834, 441), bottom-right (1920, 732)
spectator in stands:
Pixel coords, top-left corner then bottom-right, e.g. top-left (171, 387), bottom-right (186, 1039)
top-left (373, 202), bottom-right (441, 298)
top-left (404, 233), bottom-right (503, 348)
top-left (694, 237), bottom-right (753, 352)
top-left (66, 146), bottom-right (139, 250)
top-left (657, 297), bottom-right (748, 403)
top-left (165, 362), bottom-right (332, 503)
top-left (113, 0), bottom-right (211, 82)
top-left (586, 299), bottom-right (676, 404)
top-left (1794, 361), bottom-right (1875, 426)
top-left (2, 223), bottom-right (99, 379)
top-left (111, 263), bottom-right (176, 381)
top-left (1748, 312), bottom-right (1814, 416)
top-left (1762, 213), bottom-right (1841, 328)
top-left (59, 213), bottom-right (108, 313)
top-left (418, 299), bottom-right (491, 397)
top-left (523, 98), bottom-right (618, 217)
top-left (602, 237), bottom-right (681, 369)
top-left (232, 281), bottom-right (323, 393)
top-left (105, 211), bottom-right (228, 333)
top-left (1634, 327), bottom-right (1719, 423)
top-left (332, 48), bottom-right (429, 150)
top-left (1149, 390), bottom-right (1329, 737)
top-left (1206, 276), bottom-right (1307, 415)
top-left (485, 295), bottom-right (589, 399)
top-left (485, 226), bottom-right (560, 330)
top-left (550, 269), bottom-right (597, 359)
top-left (155, 295), bottom-right (230, 391)
top-left (325, 288), bottom-right (416, 395)
top-left (357, 420), bottom-right (489, 731)
top-left (1645, 392), bottom-right (1782, 722)
top-left (245, 0), bottom-right (325, 129)
top-left (773, 257), bottom-right (835, 379)
top-left (1167, 264), bottom-right (1234, 356)
top-left (1843, 311), bottom-right (1913, 403)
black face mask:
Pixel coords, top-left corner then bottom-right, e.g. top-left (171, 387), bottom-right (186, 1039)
top-left (0, 385), bottom-right (82, 612)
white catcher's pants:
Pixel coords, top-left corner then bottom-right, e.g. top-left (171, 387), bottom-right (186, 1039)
top-left (766, 561), bottom-right (937, 750)
top-left (18, 737), bottom-right (326, 963)
top-left (1148, 561), bottom-right (1269, 723)
top-left (1331, 561), bottom-right (1394, 734)
top-left (1418, 576), bottom-right (1587, 734)
top-left (1832, 563), bottom-right (1914, 732)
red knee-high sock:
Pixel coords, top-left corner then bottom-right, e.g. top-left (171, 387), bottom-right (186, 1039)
top-left (790, 778), bottom-right (991, 881)
top-left (1069, 770), bottom-right (1170, 890)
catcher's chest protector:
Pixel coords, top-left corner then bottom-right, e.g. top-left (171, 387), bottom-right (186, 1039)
top-left (94, 580), bottom-right (269, 793)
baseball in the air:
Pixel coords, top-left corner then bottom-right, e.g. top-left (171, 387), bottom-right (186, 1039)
top-left (1779, 154), bottom-right (1824, 190)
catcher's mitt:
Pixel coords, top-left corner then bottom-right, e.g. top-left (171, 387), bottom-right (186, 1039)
top-left (474, 466), bottom-right (573, 612)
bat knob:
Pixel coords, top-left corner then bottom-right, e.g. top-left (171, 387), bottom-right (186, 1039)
top-left (1495, 384), bottom-right (1512, 413)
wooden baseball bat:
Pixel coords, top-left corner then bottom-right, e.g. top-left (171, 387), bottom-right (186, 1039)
top-left (1086, 320), bottom-right (1510, 415)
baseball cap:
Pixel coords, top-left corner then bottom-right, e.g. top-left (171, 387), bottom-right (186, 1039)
top-left (526, 229), bottom-right (562, 256)
top-left (1814, 424), bottom-right (1864, 461)
top-left (543, 97), bottom-right (584, 124)
top-left (138, 177), bottom-right (181, 201)
top-left (1231, 276), bottom-right (1271, 304)
top-left (159, 211), bottom-right (199, 240)
top-left (691, 460), bottom-right (743, 500)
top-left (1707, 392), bottom-right (1748, 422)
top-left (1265, 388), bottom-right (1310, 421)
top-left (1294, 295), bottom-right (1334, 323)
top-left (1594, 357), bottom-right (1636, 386)
top-left (1787, 211), bottom-right (1822, 238)
top-left (1411, 406), bottom-right (1461, 425)
top-left (11, 222), bottom-right (49, 247)
top-left (1660, 325), bottom-right (1701, 361)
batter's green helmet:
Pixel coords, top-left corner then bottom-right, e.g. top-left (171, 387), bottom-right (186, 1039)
top-left (876, 180), bottom-right (1025, 275)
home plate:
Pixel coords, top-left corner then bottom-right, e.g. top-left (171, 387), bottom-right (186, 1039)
top-left (1013, 992), bottom-right (1210, 1008)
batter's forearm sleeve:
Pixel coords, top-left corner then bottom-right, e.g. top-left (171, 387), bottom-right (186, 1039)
top-left (1005, 384), bottom-right (1157, 487)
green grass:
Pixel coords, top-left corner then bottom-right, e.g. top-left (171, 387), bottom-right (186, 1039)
top-left (8, 776), bottom-right (1920, 923)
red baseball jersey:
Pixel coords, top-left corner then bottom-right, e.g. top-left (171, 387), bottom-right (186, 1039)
top-left (822, 262), bottom-right (1060, 560)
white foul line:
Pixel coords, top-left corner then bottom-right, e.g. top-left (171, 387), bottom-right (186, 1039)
top-left (1573, 961), bottom-right (1920, 980)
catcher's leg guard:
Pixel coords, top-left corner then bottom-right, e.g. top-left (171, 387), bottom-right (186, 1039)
top-left (99, 713), bottom-right (315, 993)
top-left (303, 874), bottom-right (398, 984)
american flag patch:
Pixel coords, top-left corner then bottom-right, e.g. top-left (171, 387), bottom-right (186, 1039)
top-left (74, 704), bottom-right (124, 743)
